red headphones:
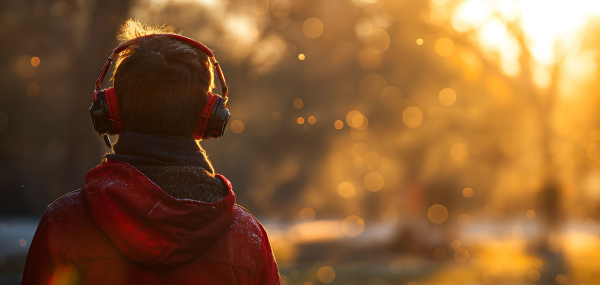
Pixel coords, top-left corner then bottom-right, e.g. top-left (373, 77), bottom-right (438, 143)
top-left (89, 34), bottom-right (230, 149)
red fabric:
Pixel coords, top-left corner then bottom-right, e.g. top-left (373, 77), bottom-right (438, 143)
top-left (103, 87), bottom-right (125, 134)
top-left (192, 92), bottom-right (218, 140)
top-left (23, 160), bottom-right (281, 285)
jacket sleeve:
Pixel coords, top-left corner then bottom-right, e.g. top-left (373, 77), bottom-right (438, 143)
top-left (22, 213), bottom-right (54, 285)
top-left (256, 225), bottom-right (281, 285)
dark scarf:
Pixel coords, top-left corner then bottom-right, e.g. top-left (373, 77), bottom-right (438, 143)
top-left (104, 132), bottom-right (228, 202)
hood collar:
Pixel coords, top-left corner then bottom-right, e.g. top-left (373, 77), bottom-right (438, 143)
top-left (83, 160), bottom-right (235, 267)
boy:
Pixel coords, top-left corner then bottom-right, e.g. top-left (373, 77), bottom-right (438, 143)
top-left (22, 20), bottom-right (281, 284)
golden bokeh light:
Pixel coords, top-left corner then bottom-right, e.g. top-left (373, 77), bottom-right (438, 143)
top-left (272, 111), bottom-right (281, 120)
top-left (379, 86), bottom-right (403, 109)
top-left (26, 83), bottom-right (40, 97)
top-left (303, 18), bottom-right (324, 39)
top-left (346, 110), bottom-right (366, 129)
top-left (463, 187), bottom-right (473, 198)
top-left (364, 152), bottom-right (380, 167)
top-left (588, 143), bottom-right (600, 160)
top-left (439, 88), bottom-right (457, 106)
top-left (364, 172), bottom-right (384, 192)
top-left (334, 120), bottom-right (343, 129)
top-left (353, 157), bottom-right (364, 167)
top-left (358, 49), bottom-right (384, 70)
top-left (290, 269), bottom-right (300, 279)
top-left (365, 28), bottom-right (390, 54)
top-left (590, 130), bottom-right (600, 141)
top-left (299, 207), bottom-right (315, 221)
top-left (275, 17), bottom-right (291, 29)
top-left (451, 240), bottom-right (462, 250)
top-left (379, 0), bottom-right (405, 21)
top-left (457, 213), bottom-right (470, 226)
top-left (298, 53), bottom-right (305, 60)
top-left (583, 201), bottom-right (595, 213)
top-left (433, 248), bottom-right (446, 261)
top-left (31, 57), bottom-right (40, 67)
top-left (427, 106), bottom-right (440, 118)
top-left (435, 37), bottom-right (455, 57)
top-left (297, 117), bottom-right (304, 124)
top-left (293, 98), bottom-right (304, 109)
top-left (351, 142), bottom-right (369, 157)
top-left (465, 105), bottom-right (477, 118)
top-left (416, 38), bottom-right (423, 45)
top-left (503, 143), bottom-right (517, 158)
top-left (251, 0), bottom-right (269, 14)
top-left (528, 270), bottom-right (540, 281)
top-left (526, 209), bottom-right (535, 219)
top-left (337, 182), bottom-right (355, 198)
top-left (450, 143), bottom-right (468, 162)
top-left (585, 218), bottom-right (595, 228)
top-left (482, 270), bottom-right (498, 284)
top-left (455, 249), bottom-right (469, 262)
top-left (533, 260), bottom-right (543, 269)
top-left (359, 73), bottom-right (387, 100)
top-left (428, 204), bottom-right (448, 224)
top-left (556, 274), bottom-right (568, 284)
top-left (250, 28), bottom-right (259, 37)
top-left (407, 282), bottom-right (418, 285)
top-left (512, 225), bottom-right (524, 238)
top-left (308, 116), bottom-right (316, 124)
top-left (270, 0), bottom-right (290, 17)
top-left (402, 106), bottom-right (423, 128)
top-left (350, 128), bottom-right (368, 140)
top-left (317, 266), bottom-right (336, 284)
top-left (230, 120), bottom-right (244, 133)
top-left (341, 215), bottom-right (365, 237)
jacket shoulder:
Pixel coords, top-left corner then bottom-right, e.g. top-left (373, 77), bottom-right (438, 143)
top-left (195, 205), bottom-right (268, 274)
top-left (44, 190), bottom-right (90, 229)
top-left (43, 190), bottom-right (123, 265)
top-left (230, 205), bottom-right (267, 249)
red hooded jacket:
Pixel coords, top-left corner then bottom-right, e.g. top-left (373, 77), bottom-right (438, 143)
top-left (22, 160), bottom-right (281, 284)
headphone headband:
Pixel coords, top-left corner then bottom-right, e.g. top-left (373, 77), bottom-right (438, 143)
top-left (94, 34), bottom-right (228, 97)
top-left (90, 33), bottom-right (230, 150)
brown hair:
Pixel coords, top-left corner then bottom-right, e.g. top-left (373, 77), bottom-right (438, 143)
top-left (111, 19), bottom-right (215, 137)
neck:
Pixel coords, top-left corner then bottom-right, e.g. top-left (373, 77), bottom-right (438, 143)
top-left (104, 131), bottom-right (214, 174)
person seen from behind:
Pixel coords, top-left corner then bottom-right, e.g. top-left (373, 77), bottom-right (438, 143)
top-left (22, 19), bottom-right (281, 285)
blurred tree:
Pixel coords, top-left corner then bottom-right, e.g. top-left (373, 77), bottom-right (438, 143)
top-left (0, 0), bottom-right (131, 214)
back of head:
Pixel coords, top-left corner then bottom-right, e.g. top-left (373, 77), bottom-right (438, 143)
top-left (112, 20), bottom-right (215, 137)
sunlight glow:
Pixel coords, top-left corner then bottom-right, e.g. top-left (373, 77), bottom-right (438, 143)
top-left (434, 0), bottom-right (600, 84)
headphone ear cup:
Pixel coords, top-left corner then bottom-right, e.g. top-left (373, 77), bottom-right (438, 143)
top-left (193, 93), bottom-right (217, 140)
top-left (90, 90), bottom-right (110, 135)
top-left (204, 96), bottom-right (230, 139)
top-left (89, 88), bottom-right (125, 135)
top-left (103, 87), bottom-right (125, 134)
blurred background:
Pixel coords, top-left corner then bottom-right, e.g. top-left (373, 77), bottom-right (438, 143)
top-left (2, 0), bottom-right (600, 284)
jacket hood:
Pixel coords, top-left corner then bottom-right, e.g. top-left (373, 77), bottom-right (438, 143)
top-left (83, 160), bottom-right (235, 267)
